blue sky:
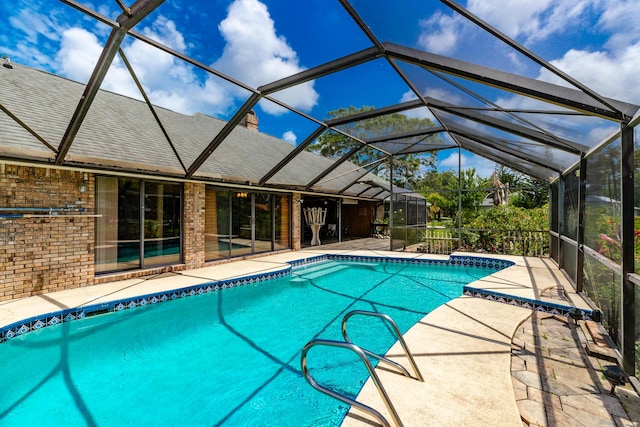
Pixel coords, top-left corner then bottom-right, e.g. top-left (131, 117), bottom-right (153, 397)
top-left (1, 0), bottom-right (639, 178)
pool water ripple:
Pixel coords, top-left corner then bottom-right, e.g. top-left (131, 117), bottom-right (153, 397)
top-left (0, 259), bottom-right (503, 426)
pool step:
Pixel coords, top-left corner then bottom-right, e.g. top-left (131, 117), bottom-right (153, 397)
top-left (346, 262), bottom-right (379, 269)
top-left (292, 261), bottom-right (339, 274)
top-left (292, 262), bottom-right (350, 280)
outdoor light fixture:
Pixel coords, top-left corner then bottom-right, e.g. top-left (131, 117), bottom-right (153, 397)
top-left (78, 173), bottom-right (88, 193)
top-left (236, 192), bottom-right (248, 198)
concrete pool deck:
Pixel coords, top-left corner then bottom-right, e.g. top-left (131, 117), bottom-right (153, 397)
top-left (1, 249), bottom-right (637, 426)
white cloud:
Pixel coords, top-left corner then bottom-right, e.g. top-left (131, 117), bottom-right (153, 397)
top-left (539, 42), bottom-right (640, 104)
top-left (3, 0), bottom-right (318, 119)
top-left (438, 152), bottom-right (458, 170)
top-left (399, 88), bottom-right (464, 122)
top-left (399, 90), bottom-right (434, 121)
top-left (55, 27), bottom-right (106, 83)
top-left (282, 130), bottom-right (297, 145)
top-left (486, 91), bottom-right (619, 149)
top-left (595, 0), bottom-right (640, 50)
top-left (9, 9), bottom-right (60, 45)
top-left (213, 0), bottom-right (318, 115)
top-left (439, 151), bottom-right (495, 177)
top-left (466, 0), bottom-right (590, 44)
top-left (467, 0), bottom-right (540, 40)
top-left (417, 12), bottom-right (462, 54)
top-left (20, 1), bottom-right (315, 118)
top-left (6, 8), bottom-right (66, 68)
top-left (417, 0), bottom-right (592, 57)
top-left (400, 90), bottom-right (418, 103)
top-left (53, 18), bottom-right (234, 117)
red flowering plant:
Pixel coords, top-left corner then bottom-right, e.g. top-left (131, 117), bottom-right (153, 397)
top-left (596, 216), bottom-right (622, 263)
top-left (589, 212), bottom-right (640, 272)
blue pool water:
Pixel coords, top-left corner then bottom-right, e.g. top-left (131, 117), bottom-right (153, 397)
top-left (0, 259), bottom-right (499, 426)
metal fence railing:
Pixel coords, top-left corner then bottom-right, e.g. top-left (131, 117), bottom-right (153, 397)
top-left (420, 228), bottom-right (458, 254)
top-left (418, 228), bottom-right (549, 257)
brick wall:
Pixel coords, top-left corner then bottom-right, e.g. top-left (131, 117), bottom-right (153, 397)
top-left (183, 182), bottom-right (206, 269)
top-left (292, 193), bottom-right (302, 250)
top-left (0, 164), bottom-right (94, 301)
top-left (0, 164), bottom-right (296, 301)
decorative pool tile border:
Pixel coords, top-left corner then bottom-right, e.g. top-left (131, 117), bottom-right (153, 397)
top-left (291, 254), bottom-right (515, 271)
top-left (0, 268), bottom-right (291, 344)
top-left (463, 286), bottom-right (600, 322)
top-left (289, 255), bottom-right (330, 268)
top-left (0, 254), bottom-right (514, 344)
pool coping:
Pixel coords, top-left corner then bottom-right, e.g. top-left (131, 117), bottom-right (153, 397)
top-left (0, 252), bottom-right (595, 345)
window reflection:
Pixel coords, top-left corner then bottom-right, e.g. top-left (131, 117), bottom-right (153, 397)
top-left (96, 177), bottom-right (181, 273)
top-left (143, 182), bottom-right (181, 266)
top-left (584, 139), bottom-right (621, 264)
top-left (205, 188), bottom-right (290, 261)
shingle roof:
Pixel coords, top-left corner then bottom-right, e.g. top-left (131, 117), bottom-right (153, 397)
top-left (0, 63), bottom-right (395, 198)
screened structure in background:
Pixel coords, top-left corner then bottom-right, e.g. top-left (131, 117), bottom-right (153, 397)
top-left (386, 192), bottom-right (428, 251)
top-left (1, 0), bottom-right (639, 383)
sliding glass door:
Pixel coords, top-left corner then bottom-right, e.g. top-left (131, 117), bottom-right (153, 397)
top-left (143, 181), bottom-right (181, 266)
top-left (205, 187), bottom-right (290, 261)
top-left (96, 177), bottom-right (182, 273)
top-left (231, 192), bottom-right (254, 257)
top-left (254, 192), bottom-right (273, 254)
top-left (205, 189), bottom-right (231, 259)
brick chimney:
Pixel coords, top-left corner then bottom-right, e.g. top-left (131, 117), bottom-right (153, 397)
top-left (239, 110), bottom-right (259, 131)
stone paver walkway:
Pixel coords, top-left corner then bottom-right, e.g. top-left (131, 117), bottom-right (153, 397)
top-left (512, 313), bottom-right (640, 426)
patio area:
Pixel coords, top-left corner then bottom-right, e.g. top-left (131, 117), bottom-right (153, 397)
top-left (2, 0), bottom-right (639, 393)
top-left (2, 244), bottom-right (638, 426)
top-left (341, 252), bottom-right (640, 426)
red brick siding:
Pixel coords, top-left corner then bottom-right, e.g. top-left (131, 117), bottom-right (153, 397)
top-left (183, 182), bottom-right (205, 269)
top-left (0, 165), bottom-right (94, 300)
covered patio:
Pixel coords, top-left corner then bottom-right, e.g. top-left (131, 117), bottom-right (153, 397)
top-left (1, 247), bottom-right (637, 425)
top-left (1, 0), bottom-right (639, 417)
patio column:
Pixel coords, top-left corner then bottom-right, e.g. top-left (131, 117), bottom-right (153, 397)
top-left (292, 193), bottom-right (302, 250)
top-left (620, 123), bottom-right (635, 374)
top-left (337, 198), bottom-right (343, 242)
top-left (183, 182), bottom-right (205, 269)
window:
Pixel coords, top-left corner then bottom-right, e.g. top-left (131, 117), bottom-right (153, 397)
top-left (96, 177), bottom-right (182, 273)
top-left (205, 187), bottom-right (290, 261)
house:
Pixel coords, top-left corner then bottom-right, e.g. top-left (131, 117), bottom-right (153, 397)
top-left (0, 63), bottom-right (398, 299)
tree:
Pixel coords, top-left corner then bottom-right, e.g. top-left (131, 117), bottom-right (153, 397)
top-left (494, 165), bottom-right (549, 209)
top-left (418, 169), bottom-right (457, 218)
top-left (416, 167), bottom-right (488, 222)
top-left (308, 106), bottom-right (440, 188)
top-left (459, 168), bottom-right (489, 221)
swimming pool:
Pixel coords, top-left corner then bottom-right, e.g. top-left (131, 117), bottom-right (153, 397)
top-left (0, 255), bottom-right (511, 426)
